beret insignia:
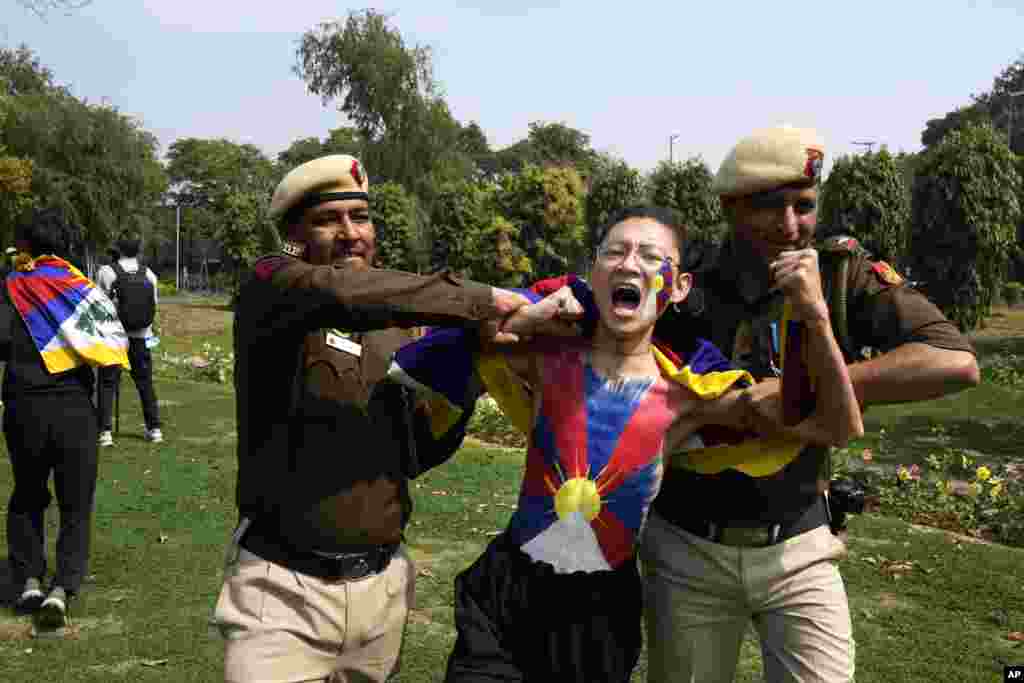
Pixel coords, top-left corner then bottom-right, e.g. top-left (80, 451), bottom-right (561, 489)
top-left (804, 148), bottom-right (824, 180)
top-left (351, 159), bottom-right (364, 186)
top-left (870, 261), bottom-right (904, 286)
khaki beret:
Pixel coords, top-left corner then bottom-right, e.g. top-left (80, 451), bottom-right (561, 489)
top-left (269, 154), bottom-right (370, 222)
top-left (713, 125), bottom-right (825, 198)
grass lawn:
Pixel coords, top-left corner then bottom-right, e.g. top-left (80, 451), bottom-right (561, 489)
top-left (0, 302), bottom-right (1022, 681)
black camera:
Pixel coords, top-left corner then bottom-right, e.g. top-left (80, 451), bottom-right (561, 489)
top-left (827, 478), bottom-right (867, 534)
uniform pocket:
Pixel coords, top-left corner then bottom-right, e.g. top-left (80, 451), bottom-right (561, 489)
top-left (257, 561), bottom-right (309, 624)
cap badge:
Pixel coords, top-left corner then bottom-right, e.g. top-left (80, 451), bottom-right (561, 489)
top-left (351, 160), bottom-right (364, 186)
top-left (804, 148), bottom-right (824, 180)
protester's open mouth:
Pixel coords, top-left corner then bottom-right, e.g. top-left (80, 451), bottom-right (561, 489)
top-left (611, 283), bottom-right (642, 313)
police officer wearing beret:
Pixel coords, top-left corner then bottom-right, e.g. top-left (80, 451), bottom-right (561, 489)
top-left (213, 154), bottom-right (537, 683)
top-left (640, 126), bottom-right (980, 683)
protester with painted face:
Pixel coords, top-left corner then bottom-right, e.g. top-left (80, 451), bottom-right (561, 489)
top-left (391, 205), bottom-right (863, 682)
top-left (212, 154), bottom-right (562, 683)
top-left (640, 126), bottom-right (979, 682)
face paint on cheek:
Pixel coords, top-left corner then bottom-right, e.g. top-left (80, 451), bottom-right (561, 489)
top-left (639, 261), bottom-right (673, 322)
top-left (655, 260), bottom-right (674, 315)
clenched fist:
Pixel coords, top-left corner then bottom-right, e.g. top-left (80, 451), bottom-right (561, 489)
top-left (769, 248), bottom-right (828, 323)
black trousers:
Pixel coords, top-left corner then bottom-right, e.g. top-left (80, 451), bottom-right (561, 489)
top-left (445, 533), bottom-right (643, 683)
top-left (97, 337), bottom-right (161, 431)
top-left (4, 391), bottom-right (98, 594)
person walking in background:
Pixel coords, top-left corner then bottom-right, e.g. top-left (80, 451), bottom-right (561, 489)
top-left (1, 207), bottom-right (129, 627)
top-left (95, 235), bottom-right (163, 446)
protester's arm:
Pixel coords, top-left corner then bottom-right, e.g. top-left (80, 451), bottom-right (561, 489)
top-left (95, 265), bottom-right (114, 295)
top-left (146, 268), bottom-right (159, 306)
top-left (247, 255), bottom-right (530, 342)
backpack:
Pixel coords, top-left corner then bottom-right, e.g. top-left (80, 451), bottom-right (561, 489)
top-left (111, 261), bottom-right (156, 331)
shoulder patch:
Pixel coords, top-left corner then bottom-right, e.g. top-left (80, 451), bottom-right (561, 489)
top-left (819, 235), bottom-right (861, 254)
top-left (870, 260), bottom-right (904, 286)
top-left (253, 256), bottom-right (288, 281)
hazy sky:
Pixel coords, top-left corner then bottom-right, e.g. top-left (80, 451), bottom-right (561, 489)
top-left (5, 1), bottom-right (1023, 176)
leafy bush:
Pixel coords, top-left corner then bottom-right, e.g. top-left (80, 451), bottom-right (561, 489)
top-left (157, 280), bottom-right (177, 298)
top-left (467, 395), bottom-right (526, 449)
top-left (647, 157), bottom-right (725, 246)
top-left (1002, 281), bottom-right (1024, 306)
top-left (836, 424), bottom-right (1024, 547)
top-left (980, 352), bottom-right (1024, 389)
top-left (820, 148), bottom-right (910, 265)
top-left (908, 123), bottom-right (1022, 331)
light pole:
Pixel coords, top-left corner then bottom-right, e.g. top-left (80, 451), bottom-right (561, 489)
top-left (669, 133), bottom-right (680, 164)
top-left (1007, 90), bottom-right (1024, 150)
top-left (175, 203), bottom-right (181, 291)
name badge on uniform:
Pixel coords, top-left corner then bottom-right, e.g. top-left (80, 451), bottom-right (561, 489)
top-left (325, 329), bottom-right (362, 357)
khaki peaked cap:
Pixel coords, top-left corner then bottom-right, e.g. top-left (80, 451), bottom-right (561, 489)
top-left (269, 154), bottom-right (370, 223)
top-left (713, 125), bottom-right (825, 198)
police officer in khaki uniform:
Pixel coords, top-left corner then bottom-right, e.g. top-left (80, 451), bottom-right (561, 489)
top-left (213, 154), bottom-right (540, 683)
top-left (640, 126), bottom-right (980, 683)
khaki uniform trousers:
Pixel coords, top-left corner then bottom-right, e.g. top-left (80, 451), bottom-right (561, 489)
top-left (640, 512), bottom-right (854, 683)
top-left (213, 542), bottom-right (415, 683)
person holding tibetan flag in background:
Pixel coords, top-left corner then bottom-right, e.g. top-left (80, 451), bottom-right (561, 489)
top-left (1, 206), bottom-right (129, 628)
top-left (388, 205), bottom-right (863, 682)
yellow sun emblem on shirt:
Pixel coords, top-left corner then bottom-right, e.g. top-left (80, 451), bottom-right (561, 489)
top-left (554, 477), bottom-right (602, 521)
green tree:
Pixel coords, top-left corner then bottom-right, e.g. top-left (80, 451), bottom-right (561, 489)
top-left (294, 10), bottom-right (470, 198)
top-left (819, 148), bottom-right (910, 265)
top-left (428, 179), bottom-right (495, 276)
top-left (497, 164), bottom-right (586, 278)
top-left (648, 157), bottom-right (725, 245)
top-left (909, 123), bottom-right (1022, 331)
top-left (1, 51), bottom-right (167, 258)
top-left (921, 54), bottom-right (1024, 154)
top-left (585, 155), bottom-right (645, 248)
top-left (166, 137), bottom-right (276, 276)
top-left (277, 126), bottom-right (364, 170)
top-left (371, 181), bottom-right (422, 272)
top-left (491, 121), bottom-right (597, 177)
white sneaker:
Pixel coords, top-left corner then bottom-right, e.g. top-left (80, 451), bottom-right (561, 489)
top-left (98, 431), bottom-right (114, 447)
top-left (15, 577), bottom-right (44, 612)
top-left (145, 428), bottom-right (163, 443)
top-left (38, 586), bottom-right (68, 628)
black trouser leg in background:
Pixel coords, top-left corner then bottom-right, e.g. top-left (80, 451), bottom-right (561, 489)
top-left (96, 365), bottom-right (120, 432)
top-left (127, 338), bottom-right (160, 430)
top-left (4, 393), bottom-right (99, 595)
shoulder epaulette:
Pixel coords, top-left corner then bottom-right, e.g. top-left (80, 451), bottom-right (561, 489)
top-left (818, 234), bottom-right (866, 256)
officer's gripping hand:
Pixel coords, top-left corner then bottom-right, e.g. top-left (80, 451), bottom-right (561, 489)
top-left (769, 248), bottom-right (829, 324)
top-left (494, 285), bottom-right (584, 343)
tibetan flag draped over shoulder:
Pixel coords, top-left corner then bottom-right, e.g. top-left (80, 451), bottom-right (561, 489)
top-left (6, 255), bottom-right (130, 373)
top-left (388, 278), bottom-right (805, 479)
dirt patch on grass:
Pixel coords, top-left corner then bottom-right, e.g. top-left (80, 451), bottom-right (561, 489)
top-left (875, 591), bottom-right (913, 610)
top-left (159, 302), bottom-right (233, 339)
top-left (970, 306), bottom-right (1024, 339)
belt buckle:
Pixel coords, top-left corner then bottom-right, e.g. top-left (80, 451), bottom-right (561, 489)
top-left (315, 549), bottom-right (375, 581)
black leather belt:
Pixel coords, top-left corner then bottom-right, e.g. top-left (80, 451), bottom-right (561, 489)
top-left (239, 522), bottom-right (398, 582)
top-left (677, 497), bottom-right (828, 548)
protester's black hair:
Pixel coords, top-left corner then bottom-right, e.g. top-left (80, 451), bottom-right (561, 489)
top-left (593, 205), bottom-right (688, 262)
top-left (14, 206), bottom-right (78, 257)
top-left (116, 235), bottom-right (142, 258)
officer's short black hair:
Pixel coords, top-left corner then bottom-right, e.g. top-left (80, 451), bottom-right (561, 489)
top-left (594, 205), bottom-right (689, 262)
top-left (14, 206), bottom-right (78, 257)
top-left (117, 235), bottom-right (142, 258)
